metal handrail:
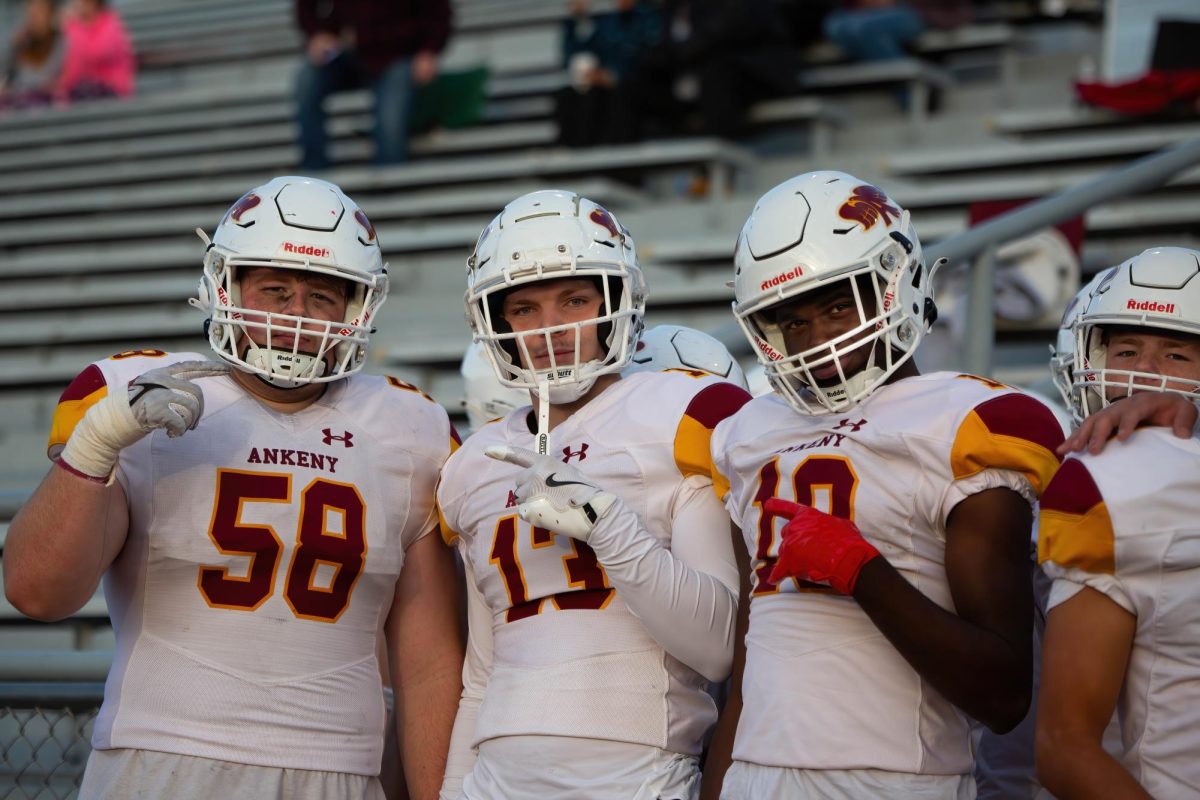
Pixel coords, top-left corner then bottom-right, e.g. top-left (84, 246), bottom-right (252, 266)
top-left (928, 136), bottom-right (1200, 375)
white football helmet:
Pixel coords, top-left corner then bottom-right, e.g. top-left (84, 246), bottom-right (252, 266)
top-left (1073, 246), bottom-right (1200, 418)
top-left (626, 324), bottom-right (749, 390)
top-left (465, 189), bottom-right (646, 403)
top-left (191, 176), bottom-right (388, 388)
top-left (461, 340), bottom-right (531, 432)
top-left (732, 171), bottom-right (940, 414)
top-left (1048, 267), bottom-right (1114, 424)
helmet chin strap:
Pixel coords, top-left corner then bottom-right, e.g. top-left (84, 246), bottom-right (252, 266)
top-left (536, 377), bottom-right (550, 455)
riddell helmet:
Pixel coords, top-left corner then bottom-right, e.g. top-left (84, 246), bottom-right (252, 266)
top-left (465, 189), bottom-right (646, 403)
top-left (1074, 246), bottom-right (1200, 418)
top-left (460, 340), bottom-right (530, 432)
top-left (1048, 267), bottom-right (1114, 425)
top-left (626, 324), bottom-right (749, 390)
top-left (732, 171), bottom-right (939, 414)
top-left (191, 176), bottom-right (388, 388)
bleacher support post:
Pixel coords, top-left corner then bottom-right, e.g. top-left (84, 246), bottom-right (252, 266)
top-left (963, 244), bottom-right (998, 377)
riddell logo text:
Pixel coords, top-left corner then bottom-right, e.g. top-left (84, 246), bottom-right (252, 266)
top-left (1126, 299), bottom-right (1176, 313)
top-left (283, 242), bottom-right (330, 258)
top-left (761, 267), bottom-right (803, 291)
top-left (755, 338), bottom-right (785, 362)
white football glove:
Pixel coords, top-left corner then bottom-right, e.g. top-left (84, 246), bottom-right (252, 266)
top-left (60, 360), bottom-right (230, 482)
top-left (485, 445), bottom-right (618, 541)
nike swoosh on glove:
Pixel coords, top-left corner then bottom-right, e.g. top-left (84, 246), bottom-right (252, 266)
top-left (765, 498), bottom-right (880, 596)
top-left (60, 360), bottom-right (230, 482)
top-left (484, 444), bottom-right (618, 541)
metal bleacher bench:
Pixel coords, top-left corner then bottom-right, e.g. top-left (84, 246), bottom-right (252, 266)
top-left (0, 136), bottom-right (753, 221)
top-left (746, 97), bottom-right (847, 159)
top-left (800, 59), bottom-right (953, 130)
top-left (0, 178), bottom-right (643, 249)
top-left (883, 122), bottom-right (1200, 175)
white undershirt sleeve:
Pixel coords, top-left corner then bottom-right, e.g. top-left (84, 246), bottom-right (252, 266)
top-left (585, 474), bottom-right (739, 682)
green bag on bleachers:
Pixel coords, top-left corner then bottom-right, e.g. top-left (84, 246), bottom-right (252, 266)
top-left (410, 66), bottom-right (490, 133)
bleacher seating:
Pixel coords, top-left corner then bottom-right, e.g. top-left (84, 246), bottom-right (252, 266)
top-left (1, 0), bottom-right (1198, 659)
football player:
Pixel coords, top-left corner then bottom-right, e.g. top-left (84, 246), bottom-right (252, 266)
top-left (702, 171), bottom-right (1064, 799)
top-left (437, 190), bottom-right (751, 798)
top-left (1036, 246), bottom-right (1200, 798)
top-left (3, 177), bottom-right (464, 800)
top-left (459, 324), bottom-right (749, 433)
top-left (973, 269), bottom-right (1119, 799)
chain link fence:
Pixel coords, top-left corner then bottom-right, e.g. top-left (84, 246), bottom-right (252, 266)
top-left (0, 685), bottom-right (102, 800)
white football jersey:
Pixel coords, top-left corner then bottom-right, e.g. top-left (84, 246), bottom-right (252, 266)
top-left (1039, 428), bottom-right (1200, 798)
top-left (712, 373), bottom-right (1062, 775)
top-left (438, 370), bottom-right (749, 757)
top-left (48, 350), bottom-right (457, 776)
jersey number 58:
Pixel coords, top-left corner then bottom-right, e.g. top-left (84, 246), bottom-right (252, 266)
top-left (198, 468), bottom-right (367, 623)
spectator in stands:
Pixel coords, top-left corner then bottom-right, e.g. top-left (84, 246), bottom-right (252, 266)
top-left (1, 0), bottom-right (63, 111)
top-left (555, 0), bottom-right (660, 148)
top-left (823, 0), bottom-right (970, 62)
top-left (54, 0), bottom-right (134, 102)
top-left (612, 0), bottom-right (800, 142)
top-left (294, 0), bottom-right (452, 171)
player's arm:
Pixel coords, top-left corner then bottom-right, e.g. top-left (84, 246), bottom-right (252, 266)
top-left (5, 359), bottom-right (226, 621)
top-left (1035, 586), bottom-right (1146, 799)
top-left (767, 485), bottom-right (1036, 732)
top-left (439, 558), bottom-right (492, 799)
top-left (387, 528), bottom-right (465, 800)
top-left (488, 446), bottom-right (739, 681)
top-left (699, 521), bottom-right (752, 800)
top-left (854, 487), bottom-right (1034, 732)
top-left (594, 474), bottom-right (739, 681)
top-left (4, 466), bottom-right (129, 620)
top-left (1060, 392), bottom-right (1199, 456)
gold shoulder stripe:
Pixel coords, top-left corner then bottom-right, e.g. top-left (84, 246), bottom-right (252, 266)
top-left (47, 385), bottom-right (108, 456)
top-left (675, 413), bottom-right (716, 479)
top-left (674, 382), bottom-right (752, 479)
top-left (1036, 458), bottom-right (1114, 574)
top-left (1038, 503), bottom-right (1115, 574)
top-left (950, 403), bottom-right (1061, 495)
top-left (712, 464), bottom-right (732, 503)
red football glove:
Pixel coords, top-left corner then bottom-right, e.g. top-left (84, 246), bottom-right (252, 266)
top-left (764, 498), bottom-right (881, 596)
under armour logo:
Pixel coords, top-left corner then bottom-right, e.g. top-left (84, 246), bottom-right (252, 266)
top-left (322, 428), bottom-right (354, 447)
top-left (834, 418), bottom-right (867, 432)
top-left (506, 490), bottom-right (518, 508)
top-left (562, 443), bottom-right (589, 463)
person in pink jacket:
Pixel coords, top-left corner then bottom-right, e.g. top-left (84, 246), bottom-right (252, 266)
top-left (56, 0), bottom-right (134, 102)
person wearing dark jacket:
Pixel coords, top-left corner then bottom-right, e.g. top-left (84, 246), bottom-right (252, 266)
top-left (294, 0), bottom-right (452, 170)
top-left (611, 0), bottom-right (799, 142)
top-left (556, 0), bottom-right (660, 148)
